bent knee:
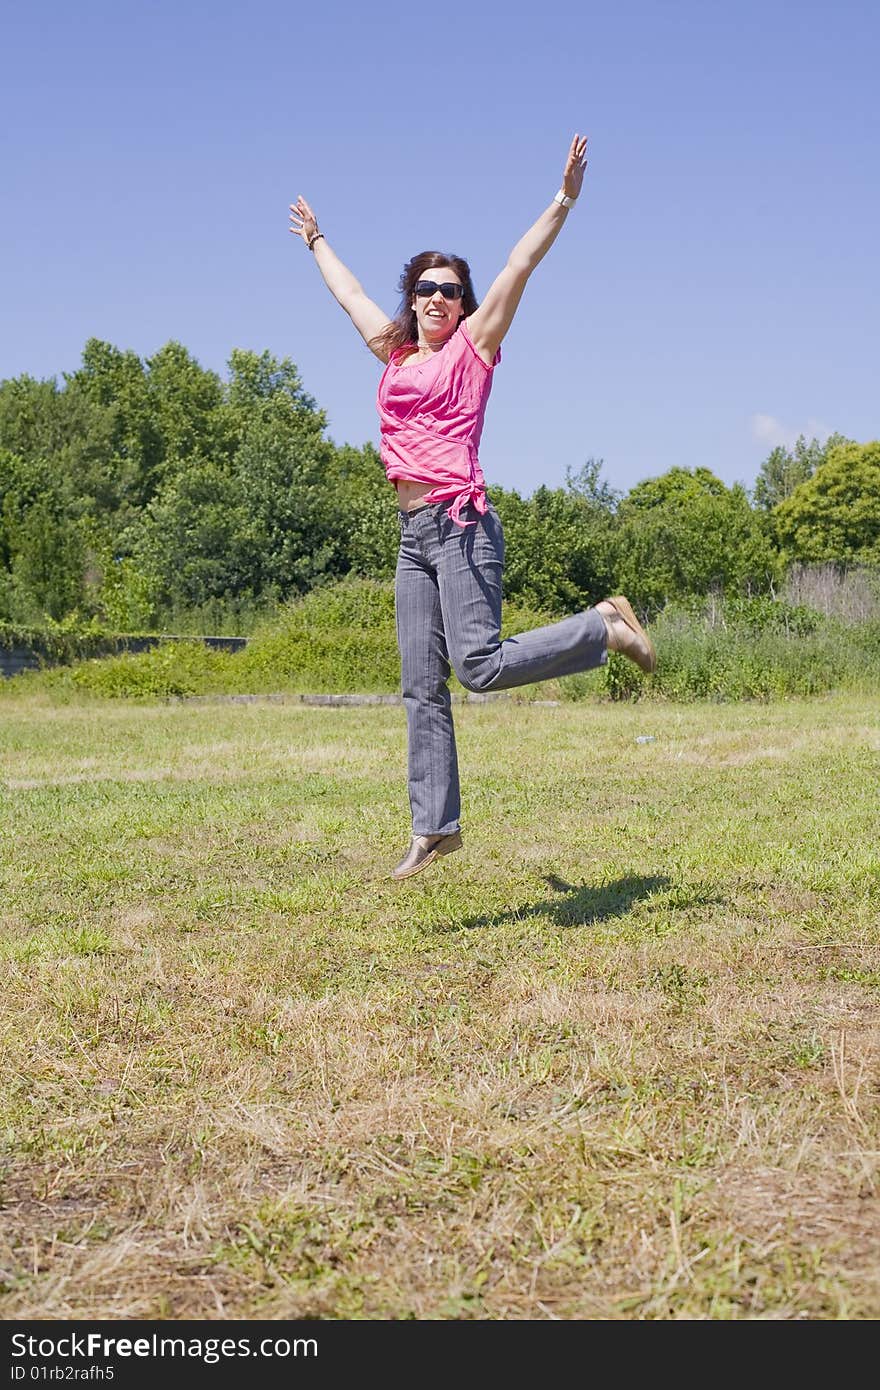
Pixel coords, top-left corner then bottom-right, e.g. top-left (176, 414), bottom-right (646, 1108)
top-left (453, 660), bottom-right (499, 694)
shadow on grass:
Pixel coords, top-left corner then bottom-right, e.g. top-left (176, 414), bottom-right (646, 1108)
top-left (455, 873), bottom-right (675, 933)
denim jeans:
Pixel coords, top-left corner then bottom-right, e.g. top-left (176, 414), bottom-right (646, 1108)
top-left (395, 500), bottom-right (608, 836)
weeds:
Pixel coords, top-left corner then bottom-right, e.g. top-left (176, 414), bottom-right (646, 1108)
top-left (5, 579), bottom-right (879, 704)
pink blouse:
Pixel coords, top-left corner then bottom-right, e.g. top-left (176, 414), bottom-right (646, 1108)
top-left (376, 318), bottom-right (501, 527)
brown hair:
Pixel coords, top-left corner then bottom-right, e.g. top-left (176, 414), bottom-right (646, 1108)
top-left (370, 251), bottom-right (479, 359)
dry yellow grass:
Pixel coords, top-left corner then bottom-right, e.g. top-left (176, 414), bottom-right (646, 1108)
top-left (0, 691), bottom-right (878, 1319)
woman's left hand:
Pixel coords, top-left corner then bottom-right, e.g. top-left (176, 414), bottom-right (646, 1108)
top-left (561, 134), bottom-right (589, 200)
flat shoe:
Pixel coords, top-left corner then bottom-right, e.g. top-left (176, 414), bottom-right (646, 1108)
top-left (391, 830), bottom-right (463, 881)
top-left (603, 595), bottom-right (657, 673)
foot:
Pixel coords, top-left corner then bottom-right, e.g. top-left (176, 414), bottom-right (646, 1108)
top-left (391, 830), bottom-right (463, 881)
top-left (596, 596), bottom-right (656, 673)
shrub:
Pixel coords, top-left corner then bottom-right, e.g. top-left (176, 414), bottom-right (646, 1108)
top-left (34, 579), bottom-right (560, 700)
top-left (68, 640), bottom-right (231, 699)
top-left (12, 581), bottom-right (880, 705)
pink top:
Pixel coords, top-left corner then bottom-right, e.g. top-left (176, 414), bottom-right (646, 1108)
top-left (377, 318), bottom-right (500, 527)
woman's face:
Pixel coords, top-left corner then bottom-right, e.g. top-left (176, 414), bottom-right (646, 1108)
top-left (411, 265), bottom-right (465, 343)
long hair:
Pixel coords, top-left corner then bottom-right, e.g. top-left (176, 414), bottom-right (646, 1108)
top-left (371, 251), bottom-right (479, 359)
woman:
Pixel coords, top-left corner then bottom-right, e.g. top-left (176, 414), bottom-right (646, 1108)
top-left (290, 134), bottom-right (655, 881)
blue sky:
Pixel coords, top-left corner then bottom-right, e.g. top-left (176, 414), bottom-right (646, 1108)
top-left (2, 0), bottom-right (878, 497)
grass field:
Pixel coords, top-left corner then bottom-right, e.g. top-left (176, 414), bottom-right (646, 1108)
top-left (1, 690), bottom-right (878, 1319)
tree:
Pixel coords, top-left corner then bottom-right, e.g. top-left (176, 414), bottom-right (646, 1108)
top-left (493, 479), bottom-right (617, 615)
top-left (145, 341), bottom-right (228, 477)
top-left (62, 339), bottom-right (236, 526)
top-left (0, 450), bottom-right (88, 622)
top-left (613, 467), bottom-right (778, 613)
top-left (132, 350), bottom-right (348, 611)
top-left (133, 459), bottom-right (257, 611)
top-left (326, 443), bottom-right (399, 580)
top-left (774, 440), bottom-right (880, 566)
top-left (620, 466), bottom-right (729, 511)
top-left (565, 457), bottom-right (622, 512)
top-left (753, 433), bottom-right (853, 510)
top-left (64, 340), bottom-right (161, 517)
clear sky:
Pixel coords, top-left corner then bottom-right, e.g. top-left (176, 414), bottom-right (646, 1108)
top-left (2, 0), bottom-right (878, 497)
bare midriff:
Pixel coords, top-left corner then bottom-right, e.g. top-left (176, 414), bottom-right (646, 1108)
top-left (395, 479), bottom-right (436, 512)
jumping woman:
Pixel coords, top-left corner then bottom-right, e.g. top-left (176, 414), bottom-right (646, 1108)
top-left (290, 134), bottom-right (655, 881)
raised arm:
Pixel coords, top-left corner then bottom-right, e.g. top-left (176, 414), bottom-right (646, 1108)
top-left (290, 196), bottom-right (393, 362)
top-left (466, 135), bottom-right (588, 364)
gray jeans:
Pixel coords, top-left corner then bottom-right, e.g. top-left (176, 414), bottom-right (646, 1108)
top-left (395, 500), bottom-right (608, 835)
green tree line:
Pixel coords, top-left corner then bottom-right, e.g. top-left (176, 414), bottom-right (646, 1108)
top-left (1, 338), bottom-right (877, 631)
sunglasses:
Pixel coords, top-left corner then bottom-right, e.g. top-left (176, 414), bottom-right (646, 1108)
top-left (414, 280), bottom-right (465, 301)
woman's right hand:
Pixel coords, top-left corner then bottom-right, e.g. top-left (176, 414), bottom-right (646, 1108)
top-left (287, 195), bottom-right (393, 360)
top-left (289, 195), bottom-right (319, 246)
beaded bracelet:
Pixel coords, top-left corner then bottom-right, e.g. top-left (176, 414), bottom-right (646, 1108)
top-left (307, 231), bottom-right (325, 251)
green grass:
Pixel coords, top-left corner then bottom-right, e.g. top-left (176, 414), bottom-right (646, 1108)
top-left (1, 691), bottom-right (879, 1318)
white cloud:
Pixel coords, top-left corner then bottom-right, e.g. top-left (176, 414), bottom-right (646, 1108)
top-left (751, 414), bottom-right (832, 450)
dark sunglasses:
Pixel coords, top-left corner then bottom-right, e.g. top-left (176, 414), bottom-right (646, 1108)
top-left (414, 280), bottom-right (465, 301)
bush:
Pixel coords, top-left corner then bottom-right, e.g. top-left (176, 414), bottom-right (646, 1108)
top-left (13, 581), bottom-right (880, 705)
top-left (640, 602), bottom-right (880, 701)
top-left (33, 579), bottom-right (560, 699)
top-left (68, 640), bottom-right (232, 699)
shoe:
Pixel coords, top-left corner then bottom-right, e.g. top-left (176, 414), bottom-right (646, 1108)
top-left (391, 830), bottom-right (463, 880)
top-left (598, 596), bottom-right (656, 673)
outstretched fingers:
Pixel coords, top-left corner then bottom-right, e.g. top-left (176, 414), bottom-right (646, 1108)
top-left (567, 133), bottom-right (588, 171)
top-left (562, 133), bottom-right (589, 199)
top-left (289, 194), bottom-right (318, 240)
